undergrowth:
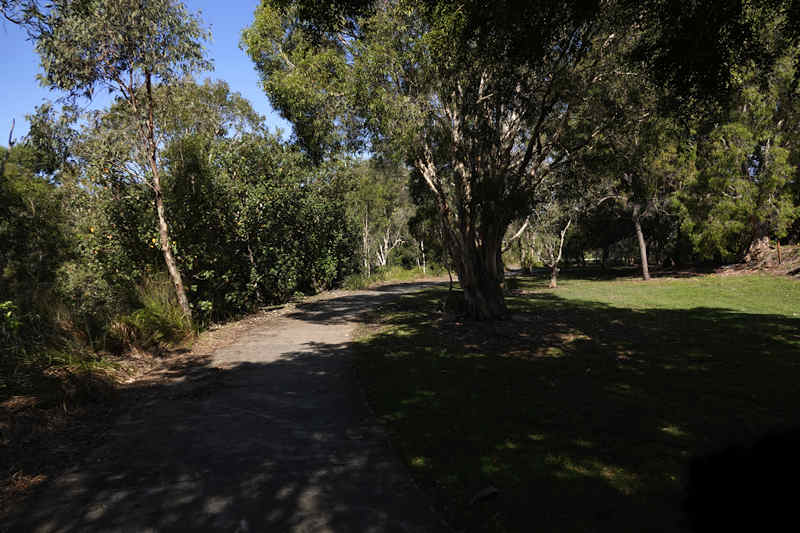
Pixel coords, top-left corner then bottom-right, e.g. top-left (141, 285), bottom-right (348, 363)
top-left (342, 264), bottom-right (447, 290)
top-left (2, 273), bottom-right (193, 403)
top-left (109, 274), bottom-right (194, 352)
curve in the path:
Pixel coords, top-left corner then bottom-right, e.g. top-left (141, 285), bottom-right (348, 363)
top-left (5, 282), bottom-right (445, 533)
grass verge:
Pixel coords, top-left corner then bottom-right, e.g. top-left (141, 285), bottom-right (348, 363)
top-left (342, 264), bottom-right (448, 290)
top-left (353, 271), bottom-right (800, 532)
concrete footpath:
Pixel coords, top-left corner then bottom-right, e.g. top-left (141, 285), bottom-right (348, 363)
top-left (5, 282), bottom-right (445, 533)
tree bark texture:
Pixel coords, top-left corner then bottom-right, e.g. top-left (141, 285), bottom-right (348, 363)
top-left (549, 264), bottom-right (559, 289)
top-left (145, 73), bottom-right (192, 319)
top-left (450, 226), bottom-right (507, 320)
top-left (152, 179), bottom-right (192, 319)
top-left (632, 204), bottom-right (650, 281)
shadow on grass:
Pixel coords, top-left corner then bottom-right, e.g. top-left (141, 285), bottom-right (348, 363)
top-left (686, 426), bottom-right (800, 532)
top-left (353, 282), bottom-right (800, 532)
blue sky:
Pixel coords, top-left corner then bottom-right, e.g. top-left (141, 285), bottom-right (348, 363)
top-left (0, 0), bottom-right (290, 145)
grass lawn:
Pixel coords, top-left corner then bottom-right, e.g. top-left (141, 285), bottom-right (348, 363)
top-left (353, 272), bottom-right (800, 532)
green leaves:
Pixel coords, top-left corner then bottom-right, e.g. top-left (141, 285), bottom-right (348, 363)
top-left (679, 56), bottom-right (799, 261)
top-left (157, 130), bottom-right (356, 322)
top-left (34, 0), bottom-right (212, 98)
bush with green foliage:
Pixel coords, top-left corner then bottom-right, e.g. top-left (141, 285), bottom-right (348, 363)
top-left (109, 274), bottom-right (193, 351)
top-left (162, 133), bottom-right (358, 323)
top-left (1, 145), bottom-right (75, 390)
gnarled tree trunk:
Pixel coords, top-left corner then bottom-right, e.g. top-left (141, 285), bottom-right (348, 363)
top-left (415, 140), bottom-right (510, 320)
top-left (549, 264), bottom-right (559, 288)
top-left (450, 226), bottom-right (507, 320)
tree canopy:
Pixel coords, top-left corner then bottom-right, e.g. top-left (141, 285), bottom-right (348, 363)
top-left (244, 0), bottom-right (636, 317)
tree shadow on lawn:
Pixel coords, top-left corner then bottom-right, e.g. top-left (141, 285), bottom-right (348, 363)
top-left (353, 286), bottom-right (800, 532)
top-left (3, 339), bottom-right (441, 532)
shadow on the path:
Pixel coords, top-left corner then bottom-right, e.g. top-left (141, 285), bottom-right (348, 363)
top-left (4, 289), bottom-right (442, 532)
top-left (286, 282), bottom-right (447, 325)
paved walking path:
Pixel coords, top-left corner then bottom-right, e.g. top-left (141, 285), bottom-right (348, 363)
top-left (6, 283), bottom-right (444, 533)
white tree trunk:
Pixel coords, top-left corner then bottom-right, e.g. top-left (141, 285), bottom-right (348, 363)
top-left (547, 218), bottom-right (572, 289)
top-left (376, 226), bottom-right (403, 267)
top-left (632, 204), bottom-right (650, 281)
top-left (363, 212), bottom-right (371, 277)
top-left (144, 73), bottom-right (191, 320)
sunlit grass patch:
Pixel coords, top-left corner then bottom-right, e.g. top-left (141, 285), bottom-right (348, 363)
top-left (546, 454), bottom-right (642, 496)
top-left (411, 456), bottom-right (431, 470)
top-left (661, 425), bottom-right (690, 438)
top-left (342, 264), bottom-right (447, 290)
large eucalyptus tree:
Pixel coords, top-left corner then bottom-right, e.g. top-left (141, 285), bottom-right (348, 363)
top-left (244, 0), bottom-right (629, 318)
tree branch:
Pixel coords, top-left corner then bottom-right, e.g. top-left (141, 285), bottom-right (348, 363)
top-left (7, 118), bottom-right (15, 149)
top-left (502, 216), bottom-right (530, 253)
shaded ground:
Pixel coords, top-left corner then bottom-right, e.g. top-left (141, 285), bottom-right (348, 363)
top-left (354, 274), bottom-right (800, 532)
top-left (2, 282), bottom-right (446, 533)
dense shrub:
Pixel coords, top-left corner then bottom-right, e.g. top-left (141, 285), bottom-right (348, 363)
top-left (109, 274), bottom-right (193, 351)
top-left (162, 134), bottom-right (358, 323)
top-left (2, 125), bottom-right (359, 399)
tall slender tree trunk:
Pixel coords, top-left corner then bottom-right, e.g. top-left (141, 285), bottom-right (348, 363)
top-left (152, 177), bottom-right (191, 318)
top-left (1, 119), bottom-right (14, 178)
top-left (632, 204), bottom-right (650, 281)
top-left (145, 73), bottom-right (192, 319)
top-left (363, 211), bottom-right (370, 277)
top-left (376, 229), bottom-right (388, 267)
